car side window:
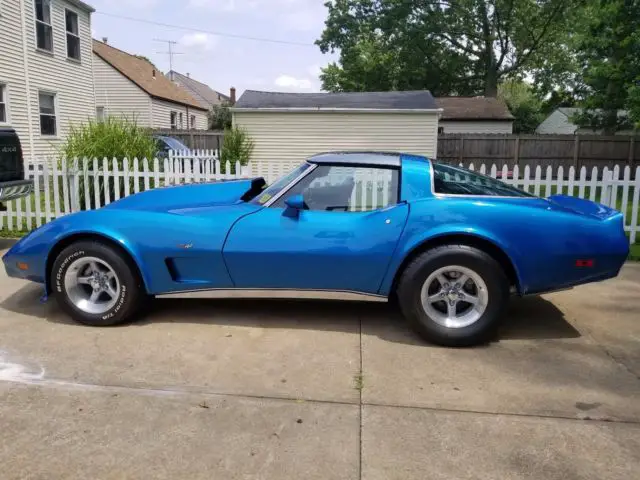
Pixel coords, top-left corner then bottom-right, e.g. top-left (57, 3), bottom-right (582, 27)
top-left (432, 163), bottom-right (534, 197)
top-left (275, 165), bottom-right (399, 212)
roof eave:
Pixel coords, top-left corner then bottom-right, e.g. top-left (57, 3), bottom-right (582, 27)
top-left (150, 94), bottom-right (209, 111)
top-left (67, 0), bottom-right (96, 12)
top-left (441, 117), bottom-right (514, 122)
top-left (231, 107), bottom-right (443, 114)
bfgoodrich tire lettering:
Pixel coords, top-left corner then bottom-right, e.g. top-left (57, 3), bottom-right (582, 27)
top-left (397, 244), bottom-right (510, 347)
top-left (51, 241), bottom-right (143, 326)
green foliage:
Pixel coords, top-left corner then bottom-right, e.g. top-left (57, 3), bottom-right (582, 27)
top-left (209, 102), bottom-right (233, 130)
top-left (498, 80), bottom-right (545, 134)
top-left (220, 127), bottom-right (254, 167)
top-left (317, 0), bottom-right (579, 97)
top-left (60, 116), bottom-right (157, 162)
top-left (572, 0), bottom-right (640, 133)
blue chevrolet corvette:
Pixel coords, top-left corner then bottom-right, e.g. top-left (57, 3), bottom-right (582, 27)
top-left (2, 152), bottom-right (629, 346)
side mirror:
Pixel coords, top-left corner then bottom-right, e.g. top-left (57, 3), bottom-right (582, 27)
top-left (285, 194), bottom-right (305, 210)
top-left (283, 194), bottom-right (305, 218)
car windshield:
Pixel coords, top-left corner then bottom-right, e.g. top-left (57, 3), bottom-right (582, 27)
top-left (251, 162), bottom-right (312, 205)
top-left (160, 137), bottom-right (190, 151)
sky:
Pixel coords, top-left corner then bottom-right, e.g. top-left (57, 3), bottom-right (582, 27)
top-left (89, 0), bottom-right (337, 98)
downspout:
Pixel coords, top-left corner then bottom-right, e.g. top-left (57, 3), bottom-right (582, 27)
top-left (19, 0), bottom-right (35, 162)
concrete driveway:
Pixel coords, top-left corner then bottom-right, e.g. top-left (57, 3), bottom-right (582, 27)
top-left (1, 239), bottom-right (639, 479)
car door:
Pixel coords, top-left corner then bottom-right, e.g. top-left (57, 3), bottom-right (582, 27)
top-left (223, 164), bottom-right (409, 294)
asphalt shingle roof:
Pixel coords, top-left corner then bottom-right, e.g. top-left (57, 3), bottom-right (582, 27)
top-left (234, 90), bottom-right (438, 110)
top-left (168, 71), bottom-right (230, 109)
top-left (435, 97), bottom-right (514, 121)
top-left (93, 40), bottom-right (207, 111)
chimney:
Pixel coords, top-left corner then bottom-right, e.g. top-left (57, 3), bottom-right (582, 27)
top-left (102, 37), bottom-right (108, 44)
top-left (230, 87), bottom-right (236, 105)
top-left (152, 69), bottom-right (156, 79)
top-left (187, 72), bottom-right (190, 78)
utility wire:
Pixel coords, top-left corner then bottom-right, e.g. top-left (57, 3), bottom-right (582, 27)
top-left (94, 11), bottom-right (316, 47)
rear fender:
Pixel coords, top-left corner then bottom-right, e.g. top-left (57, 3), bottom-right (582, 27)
top-left (378, 224), bottom-right (524, 296)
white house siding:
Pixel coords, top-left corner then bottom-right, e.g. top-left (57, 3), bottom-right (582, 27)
top-left (93, 54), bottom-right (152, 127)
top-left (0, 1), bottom-right (32, 158)
top-left (23, 0), bottom-right (96, 160)
top-left (233, 111), bottom-right (440, 169)
top-left (151, 98), bottom-right (207, 130)
top-left (439, 120), bottom-right (513, 134)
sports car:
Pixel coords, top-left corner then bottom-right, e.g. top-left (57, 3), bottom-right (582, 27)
top-left (2, 152), bottom-right (629, 346)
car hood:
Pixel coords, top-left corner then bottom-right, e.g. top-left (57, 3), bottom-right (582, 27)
top-left (104, 177), bottom-right (266, 213)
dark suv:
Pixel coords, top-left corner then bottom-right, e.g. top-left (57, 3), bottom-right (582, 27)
top-left (0, 128), bottom-right (33, 209)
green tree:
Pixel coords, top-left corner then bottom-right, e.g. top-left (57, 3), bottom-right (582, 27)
top-left (498, 80), bottom-right (544, 133)
top-left (317, 0), bottom-right (580, 97)
top-left (572, 0), bottom-right (640, 133)
top-left (209, 102), bottom-right (232, 130)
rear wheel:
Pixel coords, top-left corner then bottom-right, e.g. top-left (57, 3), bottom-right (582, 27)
top-left (51, 241), bottom-right (144, 326)
top-left (396, 245), bottom-right (509, 347)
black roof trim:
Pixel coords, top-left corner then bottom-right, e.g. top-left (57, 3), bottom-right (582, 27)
top-left (307, 152), bottom-right (401, 167)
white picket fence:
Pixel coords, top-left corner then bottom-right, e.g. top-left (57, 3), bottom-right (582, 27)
top-left (1, 157), bottom-right (638, 245)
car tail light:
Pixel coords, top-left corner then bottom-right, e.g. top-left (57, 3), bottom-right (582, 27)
top-left (575, 259), bottom-right (594, 268)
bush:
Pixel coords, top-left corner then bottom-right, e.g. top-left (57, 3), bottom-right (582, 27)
top-left (60, 116), bottom-right (157, 162)
top-left (220, 126), bottom-right (254, 169)
top-left (59, 116), bottom-right (158, 209)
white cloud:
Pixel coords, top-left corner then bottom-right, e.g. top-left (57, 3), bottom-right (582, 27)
top-left (307, 64), bottom-right (322, 78)
top-left (179, 33), bottom-right (218, 51)
top-left (275, 75), bottom-right (314, 91)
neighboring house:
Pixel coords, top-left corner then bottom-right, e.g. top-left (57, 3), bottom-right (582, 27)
top-left (93, 40), bottom-right (208, 130)
top-left (232, 90), bottom-right (441, 167)
top-left (536, 108), bottom-right (636, 135)
top-left (168, 71), bottom-right (234, 109)
top-left (436, 97), bottom-right (514, 134)
top-left (0, 0), bottom-right (96, 160)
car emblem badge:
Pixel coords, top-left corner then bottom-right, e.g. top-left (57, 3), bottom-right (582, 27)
top-left (178, 243), bottom-right (193, 249)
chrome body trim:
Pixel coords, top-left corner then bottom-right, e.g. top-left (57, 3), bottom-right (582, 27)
top-left (263, 162), bottom-right (318, 208)
top-left (155, 288), bottom-right (388, 302)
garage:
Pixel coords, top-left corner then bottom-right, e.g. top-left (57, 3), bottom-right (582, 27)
top-left (232, 90), bottom-right (441, 170)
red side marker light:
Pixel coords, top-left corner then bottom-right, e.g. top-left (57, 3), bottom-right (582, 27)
top-left (575, 259), bottom-right (594, 268)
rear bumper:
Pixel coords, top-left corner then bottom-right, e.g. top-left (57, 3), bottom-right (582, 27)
top-left (0, 179), bottom-right (33, 202)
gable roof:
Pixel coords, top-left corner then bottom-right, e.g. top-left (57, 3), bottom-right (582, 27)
top-left (234, 90), bottom-right (439, 111)
top-left (168, 71), bottom-right (229, 109)
top-left (92, 40), bottom-right (207, 111)
top-left (436, 97), bottom-right (514, 121)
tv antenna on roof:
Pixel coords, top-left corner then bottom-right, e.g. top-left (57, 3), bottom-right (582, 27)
top-left (153, 39), bottom-right (184, 74)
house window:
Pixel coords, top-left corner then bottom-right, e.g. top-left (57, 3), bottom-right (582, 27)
top-left (96, 106), bottom-right (105, 122)
top-left (438, 126), bottom-right (444, 134)
top-left (39, 91), bottom-right (57, 136)
top-left (179, 112), bottom-right (183, 129)
top-left (35, 0), bottom-right (53, 52)
top-left (190, 115), bottom-right (196, 129)
top-left (65, 9), bottom-right (81, 61)
top-left (170, 111), bottom-right (177, 129)
top-left (0, 84), bottom-right (7, 124)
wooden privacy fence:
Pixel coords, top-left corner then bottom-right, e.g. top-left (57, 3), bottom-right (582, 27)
top-left (438, 134), bottom-right (639, 171)
top-left (1, 158), bottom-right (639, 244)
top-left (152, 129), bottom-right (225, 151)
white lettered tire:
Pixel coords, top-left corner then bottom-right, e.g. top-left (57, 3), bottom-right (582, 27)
top-left (51, 240), bottom-right (144, 326)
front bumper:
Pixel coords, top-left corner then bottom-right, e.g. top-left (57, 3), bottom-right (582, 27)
top-left (0, 179), bottom-right (33, 202)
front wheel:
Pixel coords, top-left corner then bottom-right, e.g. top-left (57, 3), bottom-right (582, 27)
top-left (51, 241), bottom-right (144, 326)
top-left (396, 245), bottom-right (509, 347)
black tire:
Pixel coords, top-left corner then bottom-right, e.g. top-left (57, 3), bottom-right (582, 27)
top-left (51, 240), bottom-right (144, 326)
top-left (396, 244), bottom-right (509, 347)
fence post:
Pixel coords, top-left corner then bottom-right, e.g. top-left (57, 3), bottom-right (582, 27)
top-left (458, 137), bottom-right (464, 164)
top-left (514, 136), bottom-right (520, 165)
top-left (573, 135), bottom-right (580, 169)
top-left (629, 136), bottom-right (635, 166)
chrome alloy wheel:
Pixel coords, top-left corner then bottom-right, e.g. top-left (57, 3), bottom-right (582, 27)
top-left (420, 265), bottom-right (488, 329)
top-left (63, 256), bottom-right (121, 315)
